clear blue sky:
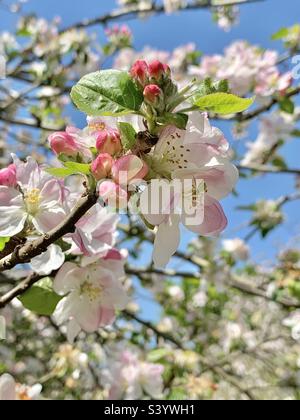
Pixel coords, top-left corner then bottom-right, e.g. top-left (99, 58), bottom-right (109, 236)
top-left (1, 0), bottom-right (300, 266)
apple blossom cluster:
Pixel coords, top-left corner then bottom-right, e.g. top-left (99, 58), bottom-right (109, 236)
top-left (0, 373), bottom-right (42, 400)
top-left (190, 41), bottom-right (292, 98)
top-left (213, 5), bottom-right (239, 32)
top-left (242, 111), bottom-right (295, 165)
top-left (104, 25), bottom-right (133, 53)
top-left (0, 155), bottom-right (129, 340)
top-left (1, 58), bottom-right (245, 342)
top-left (102, 347), bottom-right (164, 400)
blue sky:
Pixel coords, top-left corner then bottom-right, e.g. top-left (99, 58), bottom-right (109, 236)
top-left (1, 0), bottom-right (300, 267)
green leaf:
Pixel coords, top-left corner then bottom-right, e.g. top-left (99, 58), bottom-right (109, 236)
top-left (147, 348), bottom-right (172, 363)
top-left (193, 78), bottom-right (229, 97)
top-left (272, 27), bottom-right (289, 40)
top-left (157, 112), bottom-right (188, 130)
top-left (0, 237), bottom-right (9, 252)
top-left (271, 156), bottom-right (288, 170)
top-left (192, 93), bottom-right (255, 115)
top-left (19, 278), bottom-right (62, 316)
top-left (291, 129), bottom-right (300, 137)
top-left (63, 161), bottom-right (91, 175)
top-left (71, 70), bottom-right (144, 116)
top-left (46, 167), bottom-right (74, 178)
top-left (118, 122), bottom-right (137, 151)
top-left (168, 388), bottom-right (188, 400)
top-left (279, 97), bottom-right (295, 114)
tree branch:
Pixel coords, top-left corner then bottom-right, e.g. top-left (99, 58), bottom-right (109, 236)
top-left (237, 164), bottom-right (300, 176)
top-left (60, 0), bottom-right (264, 33)
top-left (0, 190), bottom-right (98, 273)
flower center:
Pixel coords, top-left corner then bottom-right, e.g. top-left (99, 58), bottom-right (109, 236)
top-left (89, 122), bottom-right (106, 131)
top-left (80, 281), bottom-right (102, 302)
top-left (24, 188), bottom-right (41, 215)
top-left (152, 139), bottom-right (190, 178)
top-left (16, 385), bottom-right (32, 400)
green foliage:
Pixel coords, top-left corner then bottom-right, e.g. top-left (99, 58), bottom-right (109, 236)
top-left (0, 237), bottom-right (10, 252)
top-left (19, 278), bottom-right (62, 316)
top-left (71, 70), bottom-right (144, 116)
top-left (118, 122), bottom-right (137, 151)
top-left (191, 92), bottom-right (255, 115)
top-left (157, 112), bottom-right (189, 130)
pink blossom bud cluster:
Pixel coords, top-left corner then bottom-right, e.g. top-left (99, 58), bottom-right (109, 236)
top-left (105, 24), bottom-right (132, 49)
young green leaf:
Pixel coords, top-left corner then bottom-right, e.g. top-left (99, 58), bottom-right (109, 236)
top-left (19, 278), bottom-right (62, 316)
top-left (0, 237), bottom-right (10, 252)
top-left (157, 112), bottom-right (188, 130)
top-left (63, 161), bottom-right (91, 175)
top-left (271, 27), bottom-right (289, 40)
top-left (46, 167), bottom-right (74, 178)
top-left (279, 97), bottom-right (295, 114)
top-left (191, 93), bottom-right (255, 115)
top-left (71, 70), bottom-right (144, 116)
top-left (118, 122), bottom-right (137, 151)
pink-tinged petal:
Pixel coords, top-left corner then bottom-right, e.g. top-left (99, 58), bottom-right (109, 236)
top-left (197, 158), bottom-right (238, 200)
top-left (99, 181), bottom-right (128, 209)
top-left (139, 181), bottom-right (180, 227)
top-left (112, 155), bottom-right (148, 185)
top-left (103, 248), bottom-right (123, 261)
top-left (32, 208), bottom-right (65, 233)
top-left (188, 195), bottom-right (227, 236)
top-left (53, 262), bottom-right (81, 295)
top-left (0, 374), bottom-right (16, 400)
top-left (74, 298), bottom-right (102, 333)
top-left (153, 214), bottom-right (181, 268)
top-left (0, 165), bottom-right (16, 187)
top-left (103, 285), bottom-right (129, 310)
top-left (39, 179), bottom-right (65, 209)
top-left (98, 307), bottom-right (116, 326)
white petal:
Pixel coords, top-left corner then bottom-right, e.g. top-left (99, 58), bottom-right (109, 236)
top-left (52, 294), bottom-right (77, 325)
top-left (0, 374), bottom-right (16, 400)
top-left (67, 319), bottom-right (81, 344)
top-left (153, 214), bottom-right (181, 268)
top-left (30, 244), bottom-right (65, 275)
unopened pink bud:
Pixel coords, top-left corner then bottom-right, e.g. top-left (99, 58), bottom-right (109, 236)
top-left (148, 60), bottom-right (165, 80)
top-left (96, 128), bottom-right (122, 156)
top-left (163, 64), bottom-right (171, 77)
top-left (49, 131), bottom-right (80, 157)
top-left (130, 60), bottom-right (149, 86)
top-left (91, 153), bottom-right (114, 181)
top-left (0, 164), bottom-right (16, 187)
top-left (143, 84), bottom-right (163, 104)
top-left (112, 154), bottom-right (148, 185)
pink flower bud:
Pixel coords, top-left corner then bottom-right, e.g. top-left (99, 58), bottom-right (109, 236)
top-left (49, 131), bottom-right (80, 157)
top-left (91, 153), bottom-right (114, 181)
top-left (143, 84), bottom-right (163, 104)
top-left (112, 155), bottom-right (148, 186)
top-left (163, 64), bottom-right (171, 77)
top-left (0, 164), bottom-right (16, 187)
top-left (130, 60), bottom-right (149, 86)
top-left (96, 128), bottom-right (122, 156)
top-left (148, 60), bottom-right (165, 80)
top-left (99, 180), bottom-right (128, 210)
